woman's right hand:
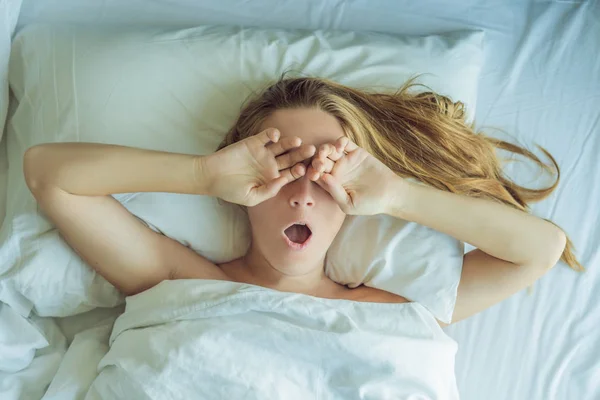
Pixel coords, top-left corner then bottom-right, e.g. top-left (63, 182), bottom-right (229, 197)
top-left (198, 128), bottom-right (316, 207)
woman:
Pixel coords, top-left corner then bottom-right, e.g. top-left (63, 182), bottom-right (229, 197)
top-left (22, 77), bottom-right (581, 396)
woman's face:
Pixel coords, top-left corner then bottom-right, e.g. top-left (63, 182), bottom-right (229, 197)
top-left (246, 108), bottom-right (347, 274)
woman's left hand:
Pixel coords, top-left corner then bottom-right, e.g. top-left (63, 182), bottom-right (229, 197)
top-left (306, 137), bottom-right (405, 216)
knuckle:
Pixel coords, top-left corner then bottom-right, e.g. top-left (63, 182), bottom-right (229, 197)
top-left (296, 149), bottom-right (307, 161)
top-left (293, 166), bottom-right (303, 179)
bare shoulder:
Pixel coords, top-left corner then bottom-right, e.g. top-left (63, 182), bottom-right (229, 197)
top-left (343, 285), bottom-right (409, 304)
top-left (216, 259), bottom-right (250, 283)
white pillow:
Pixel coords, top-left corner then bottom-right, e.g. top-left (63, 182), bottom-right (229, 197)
top-left (0, 0), bottom-right (22, 142)
top-left (0, 0), bottom-right (23, 228)
top-left (1, 24), bottom-right (481, 323)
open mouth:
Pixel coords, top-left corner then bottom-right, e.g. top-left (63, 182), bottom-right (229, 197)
top-left (283, 222), bottom-right (313, 245)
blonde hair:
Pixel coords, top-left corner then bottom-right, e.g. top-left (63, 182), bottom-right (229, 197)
top-left (218, 76), bottom-right (583, 272)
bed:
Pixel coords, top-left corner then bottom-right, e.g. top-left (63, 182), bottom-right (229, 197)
top-left (1, 1), bottom-right (599, 399)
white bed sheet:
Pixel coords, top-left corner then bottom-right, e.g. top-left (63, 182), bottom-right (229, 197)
top-left (0, 0), bottom-right (22, 231)
top-left (5, 1), bottom-right (600, 399)
top-left (0, 133), bottom-right (7, 228)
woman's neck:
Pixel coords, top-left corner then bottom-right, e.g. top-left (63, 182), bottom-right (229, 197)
top-left (220, 247), bottom-right (345, 298)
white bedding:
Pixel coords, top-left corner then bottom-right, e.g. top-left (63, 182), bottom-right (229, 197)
top-left (2, 1), bottom-right (599, 400)
top-left (0, 0), bottom-right (22, 230)
top-left (56, 280), bottom-right (459, 399)
top-left (1, 23), bottom-right (479, 321)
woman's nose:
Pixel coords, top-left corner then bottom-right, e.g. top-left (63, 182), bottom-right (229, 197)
top-left (288, 176), bottom-right (315, 208)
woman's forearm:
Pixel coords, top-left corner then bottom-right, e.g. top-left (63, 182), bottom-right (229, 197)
top-left (23, 143), bottom-right (210, 196)
top-left (387, 178), bottom-right (566, 268)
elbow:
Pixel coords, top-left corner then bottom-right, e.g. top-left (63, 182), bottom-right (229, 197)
top-left (23, 145), bottom-right (50, 193)
top-left (534, 228), bottom-right (567, 270)
top-left (549, 228), bottom-right (567, 268)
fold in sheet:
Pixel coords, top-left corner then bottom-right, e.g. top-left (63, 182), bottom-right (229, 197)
top-left (86, 279), bottom-right (459, 400)
top-left (0, 305), bottom-right (66, 400)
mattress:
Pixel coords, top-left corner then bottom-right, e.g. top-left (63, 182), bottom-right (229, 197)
top-left (4, 1), bottom-right (600, 399)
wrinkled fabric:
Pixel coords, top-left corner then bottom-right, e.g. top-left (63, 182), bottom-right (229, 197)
top-left (86, 280), bottom-right (459, 400)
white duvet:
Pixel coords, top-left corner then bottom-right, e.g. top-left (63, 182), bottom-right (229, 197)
top-left (54, 280), bottom-right (460, 400)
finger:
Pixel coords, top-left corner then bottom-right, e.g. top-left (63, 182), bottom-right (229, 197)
top-left (335, 136), bottom-right (349, 154)
top-left (309, 158), bottom-right (335, 180)
top-left (275, 144), bottom-right (316, 170)
top-left (253, 164), bottom-right (305, 202)
top-left (306, 164), bottom-right (321, 181)
top-left (286, 163), bottom-right (307, 181)
top-left (255, 128), bottom-right (280, 145)
top-left (266, 164), bottom-right (306, 193)
top-left (266, 136), bottom-right (302, 156)
top-left (317, 143), bottom-right (336, 161)
top-left (316, 173), bottom-right (349, 206)
top-left (340, 136), bottom-right (359, 153)
top-left (318, 142), bottom-right (345, 162)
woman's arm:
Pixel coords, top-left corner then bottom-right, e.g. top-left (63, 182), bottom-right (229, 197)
top-left (386, 178), bottom-right (567, 325)
top-left (23, 133), bottom-right (308, 296)
top-left (23, 143), bottom-right (227, 296)
top-left (24, 143), bottom-right (208, 196)
top-left (306, 137), bottom-right (566, 325)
